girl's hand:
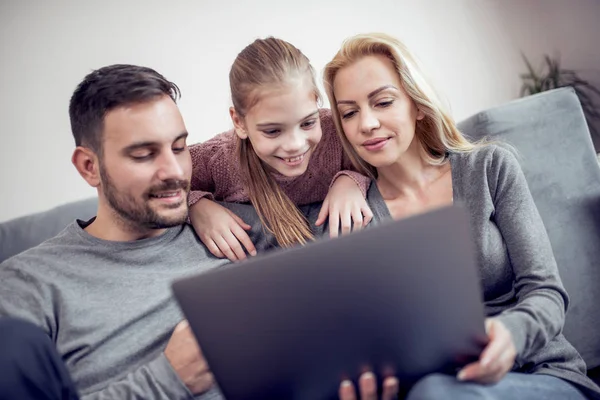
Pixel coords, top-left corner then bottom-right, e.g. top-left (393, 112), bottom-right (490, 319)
top-left (189, 198), bottom-right (257, 261)
top-left (316, 175), bottom-right (374, 238)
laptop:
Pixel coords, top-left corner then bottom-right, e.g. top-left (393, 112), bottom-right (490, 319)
top-left (172, 204), bottom-right (487, 400)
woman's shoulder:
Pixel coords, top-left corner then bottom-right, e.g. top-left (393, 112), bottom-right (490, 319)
top-left (450, 143), bottom-right (523, 202)
top-left (451, 143), bottom-right (519, 173)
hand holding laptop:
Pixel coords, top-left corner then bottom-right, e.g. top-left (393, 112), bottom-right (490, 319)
top-left (173, 205), bottom-right (488, 399)
top-left (165, 320), bottom-right (215, 395)
top-left (338, 373), bottom-right (399, 400)
top-left (336, 318), bottom-right (517, 399)
top-left (456, 318), bottom-right (517, 383)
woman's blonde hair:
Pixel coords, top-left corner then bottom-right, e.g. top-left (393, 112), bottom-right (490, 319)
top-left (323, 33), bottom-right (478, 178)
top-left (230, 37), bottom-right (320, 247)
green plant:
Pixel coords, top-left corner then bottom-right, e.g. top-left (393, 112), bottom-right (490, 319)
top-left (520, 54), bottom-right (600, 140)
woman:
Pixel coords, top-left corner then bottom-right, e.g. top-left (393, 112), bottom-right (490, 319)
top-left (324, 33), bottom-right (600, 399)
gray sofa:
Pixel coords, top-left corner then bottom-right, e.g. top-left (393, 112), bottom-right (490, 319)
top-left (1, 88), bottom-right (599, 383)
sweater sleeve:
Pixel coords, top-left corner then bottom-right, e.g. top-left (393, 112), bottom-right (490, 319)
top-left (330, 158), bottom-right (371, 199)
top-left (80, 354), bottom-right (193, 400)
top-left (188, 131), bottom-right (250, 205)
top-left (80, 354), bottom-right (223, 400)
top-left (0, 261), bottom-right (53, 335)
top-left (0, 261), bottom-right (221, 400)
top-left (488, 146), bottom-right (568, 364)
top-left (188, 140), bottom-right (217, 207)
top-left (319, 108), bottom-right (371, 198)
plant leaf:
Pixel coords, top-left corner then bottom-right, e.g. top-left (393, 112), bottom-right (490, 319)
top-left (521, 53), bottom-right (540, 81)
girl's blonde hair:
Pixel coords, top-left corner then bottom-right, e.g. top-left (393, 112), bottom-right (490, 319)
top-left (323, 33), bottom-right (478, 178)
top-left (230, 37), bottom-right (320, 247)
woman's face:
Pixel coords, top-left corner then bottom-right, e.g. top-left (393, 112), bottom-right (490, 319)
top-left (333, 54), bottom-right (424, 168)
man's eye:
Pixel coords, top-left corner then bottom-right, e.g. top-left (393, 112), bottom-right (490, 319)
top-left (131, 153), bottom-right (152, 160)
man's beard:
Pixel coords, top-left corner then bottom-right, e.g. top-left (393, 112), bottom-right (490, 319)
top-left (100, 166), bottom-right (190, 230)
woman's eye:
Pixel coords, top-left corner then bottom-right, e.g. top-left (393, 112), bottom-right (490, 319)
top-left (341, 110), bottom-right (357, 120)
top-left (376, 100), bottom-right (394, 108)
top-left (173, 147), bottom-right (185, 153)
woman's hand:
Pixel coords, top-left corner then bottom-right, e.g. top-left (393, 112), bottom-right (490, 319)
top-left (339, 372), bottom-right (399, 400)
top-left (457, 318), bottom-right (517, 383)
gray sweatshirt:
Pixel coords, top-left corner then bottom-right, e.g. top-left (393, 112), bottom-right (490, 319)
top-left (365, 144), bottom-right (600, 398)
top-left (0, 202), bottom-right (275, 400)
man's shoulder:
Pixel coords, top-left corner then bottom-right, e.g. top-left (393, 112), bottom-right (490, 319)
top-left (215, 203), bottom-right (279, 253)
top-left (0, 222), bottom-right (81, 271)
top-left (174, 224), bottom-right (231, 264)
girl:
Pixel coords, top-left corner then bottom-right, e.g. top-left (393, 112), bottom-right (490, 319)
top-left (325, 33), bottom-right (600, 399)
top-left (188, 37), bottom-right (373, 261)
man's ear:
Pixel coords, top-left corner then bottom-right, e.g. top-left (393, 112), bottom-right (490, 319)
top-left (72, 146), bottom-right (101, 188)
top-left (229, 107), bottom-right (248, 139)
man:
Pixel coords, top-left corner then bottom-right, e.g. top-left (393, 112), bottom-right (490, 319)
top-left (0, 64), bottom-right (267, 399)
top-left (0, 64), bottom-right (397, 400)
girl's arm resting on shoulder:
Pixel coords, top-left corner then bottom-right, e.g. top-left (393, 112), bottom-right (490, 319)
top-left (187, 142), bottom-right (218, 207)
top-left (330, 170), bottom-right (370, 198)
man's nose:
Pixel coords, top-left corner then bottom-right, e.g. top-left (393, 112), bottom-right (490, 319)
top-left (156, 151), bottom-right (185, 181)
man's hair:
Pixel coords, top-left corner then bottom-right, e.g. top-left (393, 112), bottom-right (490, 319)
top-left (69, 64), bottom-right (181, 153)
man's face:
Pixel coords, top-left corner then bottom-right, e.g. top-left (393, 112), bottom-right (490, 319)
top-left (98, 95), bottom-right (192, 230)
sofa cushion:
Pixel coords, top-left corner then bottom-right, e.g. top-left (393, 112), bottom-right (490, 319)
top-left (457, 87), bottom-right (600, 369)
top-left (0, 198), bottom-right (98, 263)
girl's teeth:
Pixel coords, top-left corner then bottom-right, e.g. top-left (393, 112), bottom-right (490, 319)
top-left (286, 154), bottom-right (303, 162)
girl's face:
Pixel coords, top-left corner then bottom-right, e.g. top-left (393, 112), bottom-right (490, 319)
top-left (232, 77), bottom-right (322, 177)
top-left (333, 54), bottom-right (424, 169)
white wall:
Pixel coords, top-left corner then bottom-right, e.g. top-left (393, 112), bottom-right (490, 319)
top-left (1, 0), bottom-right (599, 222)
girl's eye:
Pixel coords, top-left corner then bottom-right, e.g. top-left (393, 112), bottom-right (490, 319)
top-left (263, 129), bottom-right (281, 136)
top-left (341, 110), bottom-right (357, 120)
top-left (301, 119), bottom-right (317, 129)
top-left (173, 147), bottom-right (185, 153)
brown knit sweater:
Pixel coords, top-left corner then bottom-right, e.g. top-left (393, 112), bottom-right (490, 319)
top-left (188, 108), bottom-right (370, 207)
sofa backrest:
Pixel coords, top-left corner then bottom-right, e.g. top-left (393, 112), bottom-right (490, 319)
top-left (458, 87), bottom-right (600, 369)
top-left (0, 198), bottom-right (98, 262)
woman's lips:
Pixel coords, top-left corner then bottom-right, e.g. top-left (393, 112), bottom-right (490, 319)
top-left (362, 137), bottom-right (390, 151)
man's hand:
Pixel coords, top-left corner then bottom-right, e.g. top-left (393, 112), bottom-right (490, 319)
top-left (164, 320), bottom-right (214, 395)
top-left (339, 372), bottom-right (399, 400)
